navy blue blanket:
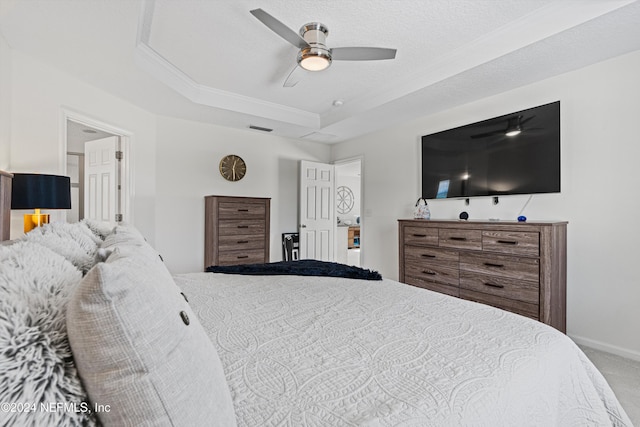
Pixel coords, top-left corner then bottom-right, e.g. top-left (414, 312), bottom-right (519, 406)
top-left (206, 259), bottom-right (382, 281)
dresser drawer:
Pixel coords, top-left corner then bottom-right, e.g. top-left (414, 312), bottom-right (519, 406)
top-left (482, 231), bottom-right (539, 257)
top-left (439, 228), bottom-right (482, 250)
top-left (405, 246), bottom-right (458, 264)
top-left (218, 234), bottom-right (265, 251)
top-left (460, 289), bottom-right (539, 320)
top-left (403, 226), bottom-right (438, 246)
top-left (218, 219), bottom-right (265, 236)
top-left (460, 272), bottom-right (539, 305)
top-left (405, 275), bottom-right (459, 297)
top-left (460, 253), bottom-right (539, 281)
top-left (405, 262), bottom-right (459, 288)
top-left (218, 202), bottom-right (266, 219)
top-left (218, 249), bottom-right (266, 265)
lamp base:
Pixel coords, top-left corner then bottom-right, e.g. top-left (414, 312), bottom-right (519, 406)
top-left (23, 210), bottom-right (49, 233)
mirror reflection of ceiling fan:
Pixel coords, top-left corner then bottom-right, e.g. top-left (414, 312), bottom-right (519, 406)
top-left (250, 9), bottom-right (397, 87)
top-left (470, 115), bottom-right (537, 139)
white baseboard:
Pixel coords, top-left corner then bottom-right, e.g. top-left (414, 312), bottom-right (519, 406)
top-left (569, 334), bottom-right (640, 362)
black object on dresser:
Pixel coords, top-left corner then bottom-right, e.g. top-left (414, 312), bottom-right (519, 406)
top-left (398, 219), bottom-right (567, 332)
top-left (204, 195), bottom-right (270, 269)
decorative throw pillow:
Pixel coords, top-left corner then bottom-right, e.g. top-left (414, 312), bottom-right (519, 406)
top-left (81, 218), bottom-right (114, 240)
top-left (67, 243), bottom-right (237, 426)
top-left (21, 222), bottom-right (101, 274)
top-left (100, 223), bottom-right (151, 251)
top-left (0, 241), bottom-right (97, 427)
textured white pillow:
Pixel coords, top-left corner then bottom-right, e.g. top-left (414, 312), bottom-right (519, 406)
top-left (0, 241), bottom-right (97, 427)
top-left (22, 222), bottom-right (101, 274)
top-left (100, 222), bottom-right (147, 250)
top-left (67, 242), bottom-right (237, 426)
top-left (81, 218), bottom-right (114, 240)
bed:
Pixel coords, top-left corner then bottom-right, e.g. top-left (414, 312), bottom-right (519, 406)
top-left (0, 221), bottom-right (632, 426)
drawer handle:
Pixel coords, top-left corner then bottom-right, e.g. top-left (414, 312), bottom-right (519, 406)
top-left (412, 233), bottom-right (427, 237)
top-left (237, 209), bottom-right (250, 212)
top-left (449, 236), bottom-right (467, 241)
top-left (237, 255), bottom-right (249, 259)
top-left (497, 240), bottom-right (518, 245)
top-left (237, 240), bottom-right (249, 244)
top-left (484, 262), bottom-right (504, 268)
top-left (237, 225), bottom-right (249, 229)
top-left (484, 282), bottom-right (505, 289)
top-left (422, 270), bottom-right (436, 276)
top-left (421, 254), bottom-right (436, 258)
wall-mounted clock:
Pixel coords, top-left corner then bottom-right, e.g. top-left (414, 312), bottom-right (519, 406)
top-left (219, 154), bottom-right (246, 182)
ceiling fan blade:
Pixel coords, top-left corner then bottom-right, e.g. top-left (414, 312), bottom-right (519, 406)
top-left (470, 130), bottom-right (503, 139)
top-left (520, 115), bottom-right (535, 126)
top-left (331, 47), bottom-right (397, 61)
top-left (250, 9), bottom-right (309, 50)
top-left (283, 65), bottom-right (306, 88)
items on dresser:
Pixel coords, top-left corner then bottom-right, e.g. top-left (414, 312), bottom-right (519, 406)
top-left (398, 219), bottom-right (567, 332)
top-left (0, 170), bottom-right (12, 241)
top-left (204, 195), bottom-right (270, 269)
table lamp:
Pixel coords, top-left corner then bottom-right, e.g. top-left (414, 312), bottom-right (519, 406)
top-left (11, 173), bottom-right (71, 233)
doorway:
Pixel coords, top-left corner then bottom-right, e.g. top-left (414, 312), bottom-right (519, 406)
top-left (335, 158), bottom-right (362, 267)
top-left (63, 113), bottom-right (132, 224)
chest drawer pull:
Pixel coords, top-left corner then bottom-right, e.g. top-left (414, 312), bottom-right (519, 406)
top-left (484, 262), bottom-right (504, 268)
top-left (413, 233), bottom-right (427, 237)
top-left (484, 282), bottom-right (505, 289)
top-left (421, 254), bottom-right (436, 258)
top-left (237, 240), bottom-right (249, 244)
top-left (422, 270), bottom-right (436, 275)
top-left (237, 209), bottom-right (249, 212)
top-left (237, 225), bottom-right (249, 229)
top-left (237, 255), bottom-right (249, 259)
top-left (449, 236), bottom-right (467, 241)
top-left (497, 240), bottom-right (518, 245)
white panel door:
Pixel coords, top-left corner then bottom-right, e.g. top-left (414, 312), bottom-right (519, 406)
top-left (299, 160), bottom-right (335, 261)
top-left (84, 136), bottom-right (119, 224)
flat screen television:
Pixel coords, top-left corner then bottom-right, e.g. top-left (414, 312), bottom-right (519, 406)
top-left (421, 101), bottom-right (560, 199)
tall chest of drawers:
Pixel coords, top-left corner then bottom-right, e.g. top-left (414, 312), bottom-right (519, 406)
top-left (398, 219), bottom-right (567, 332)
top-left (0, 171), bottom-right (12, 241)
top-left (205, 195), bottom-right (270, 268)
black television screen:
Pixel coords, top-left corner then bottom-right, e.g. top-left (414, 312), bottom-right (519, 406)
top-left (421, 101), bottom-right (560, 199)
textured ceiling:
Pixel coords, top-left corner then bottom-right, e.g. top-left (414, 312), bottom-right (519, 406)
top-left (1, 0), bottom-right (639, 143)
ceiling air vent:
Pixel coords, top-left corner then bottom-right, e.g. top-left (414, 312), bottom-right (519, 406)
top-left (249, 125), bottom-right (273, 132)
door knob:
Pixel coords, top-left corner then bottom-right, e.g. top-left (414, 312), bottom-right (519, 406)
top-left (300, 224), bottom-right (307, 228)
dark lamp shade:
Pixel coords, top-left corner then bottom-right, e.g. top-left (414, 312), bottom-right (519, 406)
top-left (11, 173), bottom-right (72, 210)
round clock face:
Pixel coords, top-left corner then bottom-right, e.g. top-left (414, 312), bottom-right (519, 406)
top-left (219, 155), bottom-right (246, 182)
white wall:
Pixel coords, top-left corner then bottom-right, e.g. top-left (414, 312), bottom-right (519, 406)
top-left (154, 116), bottom-right (330, 273)
top-left (331, 50), bottom-right (640, 360)
top-left (0, 33), bottom-right (11, 170)
top-left (7, 50), bottom-right (158, 242)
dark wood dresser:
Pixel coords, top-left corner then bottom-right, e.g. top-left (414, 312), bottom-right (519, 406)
top-left (0, 170), bottom-right (12, 241)
top-left (204, 195), bottom-right (270, 269)
top-left (398, 219), bottom-right (567, 332)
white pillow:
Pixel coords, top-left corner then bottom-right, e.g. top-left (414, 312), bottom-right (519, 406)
top-left (0, 241), bottom-right (97, 426)
top-left (22, 222), bottom-right (100, 273)
top-left (67, 242), bottom-right (237, 426)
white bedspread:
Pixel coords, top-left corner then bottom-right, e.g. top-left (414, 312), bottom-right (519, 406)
top-left (174, 273), bottom-right (631, 427)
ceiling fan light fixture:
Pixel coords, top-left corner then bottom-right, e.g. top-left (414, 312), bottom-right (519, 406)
top-left (298, 47), bottom-right (332, 71)
top-left (505, 117), bottom-right (522, 137)
top-left (505, 127), bottom-right (521, 137)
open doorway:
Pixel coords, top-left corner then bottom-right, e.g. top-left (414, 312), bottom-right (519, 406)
top-left (335, 158), bottom-right (362, 267)
top-left (63, 113), bottom-right (132, 225)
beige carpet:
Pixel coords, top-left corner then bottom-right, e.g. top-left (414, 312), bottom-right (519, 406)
top-left (580, 345), bottom-right (640, 426)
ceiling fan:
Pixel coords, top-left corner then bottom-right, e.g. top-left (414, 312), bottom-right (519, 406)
top-left (470, 115), bottom-right (537, 139)
top-left (250, 9), bottom-right (397, 87)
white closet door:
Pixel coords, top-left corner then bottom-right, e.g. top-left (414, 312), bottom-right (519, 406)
top-left (299, 160), bottom-right (335, 261)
